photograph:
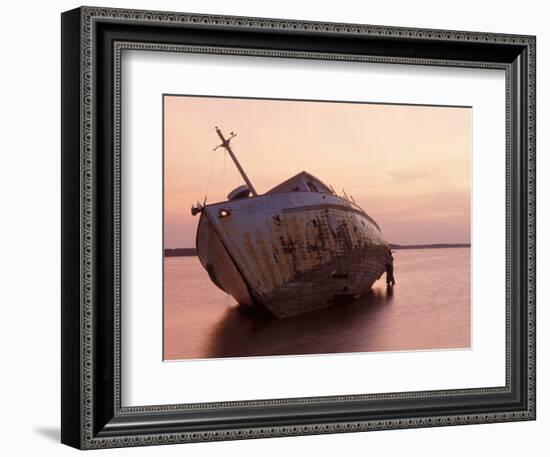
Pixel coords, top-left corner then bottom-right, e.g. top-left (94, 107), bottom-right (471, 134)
top-left (163, 95), bottom-right (472, 360)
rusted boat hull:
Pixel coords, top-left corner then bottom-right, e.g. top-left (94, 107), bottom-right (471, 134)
top-left (196, 191), bottom-right (390, 317)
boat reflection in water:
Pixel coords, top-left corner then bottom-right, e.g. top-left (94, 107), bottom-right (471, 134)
top-left (206, 286), bottom-right (394, 358)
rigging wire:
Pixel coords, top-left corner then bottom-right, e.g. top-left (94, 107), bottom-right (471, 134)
top-left (222, 150), bottom-right (226, 199)
top-left (203, 149), bottom-right (217, 203)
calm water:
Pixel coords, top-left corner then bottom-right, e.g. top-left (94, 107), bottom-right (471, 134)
top-left (164, 248), bottom-right (470, 360)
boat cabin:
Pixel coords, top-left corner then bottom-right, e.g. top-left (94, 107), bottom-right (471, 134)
top-left (266, 171), bottom-right (334, 195)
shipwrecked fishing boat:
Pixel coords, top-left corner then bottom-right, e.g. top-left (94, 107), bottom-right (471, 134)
top-left (191, 127), bottom-right (392, 318)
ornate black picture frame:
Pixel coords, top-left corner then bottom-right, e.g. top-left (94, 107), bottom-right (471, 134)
top-left (61, 6), bottom-right (536, 449)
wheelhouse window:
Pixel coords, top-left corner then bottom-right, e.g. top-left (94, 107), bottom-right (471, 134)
top-left (307, 180), bottom-right (320, 192)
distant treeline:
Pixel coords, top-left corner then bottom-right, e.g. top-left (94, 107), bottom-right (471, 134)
top-left (390, 243), bottom-right (470, 250)
top-left (164, 243), bottom-right (470, 257)
top-left (164, 248), bottom-right (197, 257)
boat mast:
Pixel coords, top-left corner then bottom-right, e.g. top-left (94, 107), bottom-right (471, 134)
top-left (214, 127), bottom-right (258, 196)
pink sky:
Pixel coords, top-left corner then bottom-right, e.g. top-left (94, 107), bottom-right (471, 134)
top-left (164, 95), bottom-right (471, 248)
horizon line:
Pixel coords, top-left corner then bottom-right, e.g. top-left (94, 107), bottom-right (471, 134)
top-left (164, 242), bottom-right (471, 254)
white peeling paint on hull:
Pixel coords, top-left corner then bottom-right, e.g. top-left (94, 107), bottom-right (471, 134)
top-left (196, 214), bottom-right (254, 308)
top-left (196, 191), bottom-right (391, 318)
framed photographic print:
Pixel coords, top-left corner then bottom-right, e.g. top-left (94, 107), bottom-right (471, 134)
top-left (61, 6), bottom-right (536, 449)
